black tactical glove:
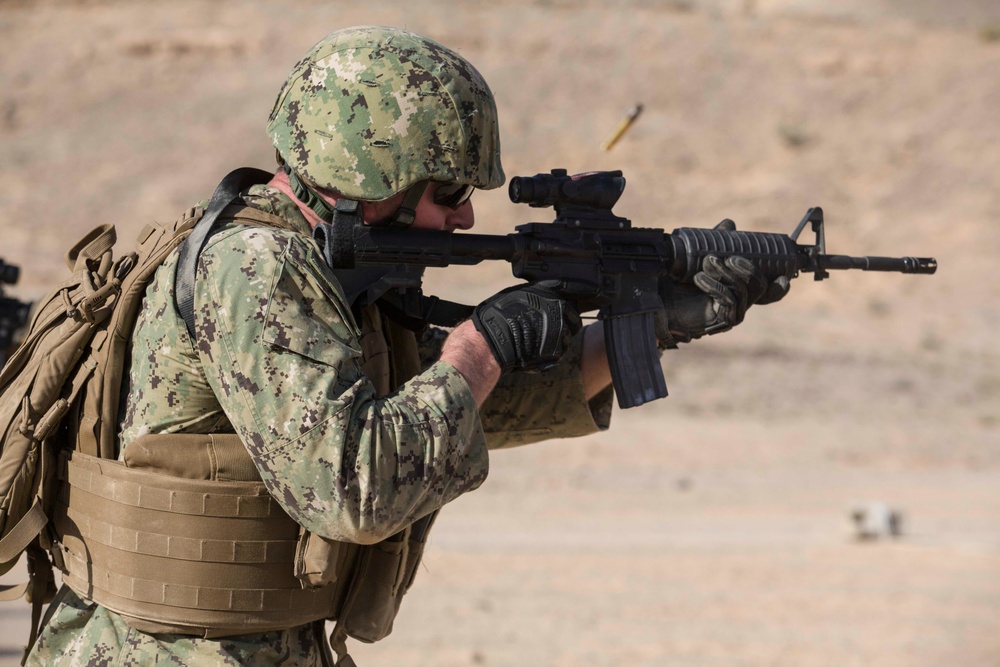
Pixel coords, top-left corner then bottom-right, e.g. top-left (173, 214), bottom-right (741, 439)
top-left (655, 219), bottom-right (791, 347)
top-left (472, 283), bottom-right (581, 374)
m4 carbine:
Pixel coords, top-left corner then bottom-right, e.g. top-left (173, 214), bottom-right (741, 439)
top-left (321, 169), bottom-right (937, 409)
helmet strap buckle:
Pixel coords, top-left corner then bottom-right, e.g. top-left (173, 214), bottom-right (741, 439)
top-left (386, 181), bottom-right (428, 228)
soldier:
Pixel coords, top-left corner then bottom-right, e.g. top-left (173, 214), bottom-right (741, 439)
top-left (27, 26), bottom-right (784, 666)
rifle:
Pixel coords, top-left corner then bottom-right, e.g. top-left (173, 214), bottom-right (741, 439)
top-left (318, 169), bottom-right (937, 409)
top-left (0, 258), bottom-right (32, 370)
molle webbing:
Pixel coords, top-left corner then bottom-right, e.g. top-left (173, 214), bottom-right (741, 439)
top-left (54, 224), bottom-right (434, 643)
top-left (54, 435), bottom-right (356, 637)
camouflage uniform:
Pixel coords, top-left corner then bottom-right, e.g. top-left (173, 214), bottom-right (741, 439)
top-left (28, 184), bottom-right (612, 665)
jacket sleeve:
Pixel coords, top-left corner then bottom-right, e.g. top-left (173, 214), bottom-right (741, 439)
top-left (477, 329), bottom-right (614, 449)
top-left (192, 227), bottom-right (488, 545)
top-left (416, 323), bottom-right (614, 450)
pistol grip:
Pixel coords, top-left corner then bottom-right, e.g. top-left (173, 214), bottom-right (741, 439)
top-left (603, 311), bottom-right (667, 409)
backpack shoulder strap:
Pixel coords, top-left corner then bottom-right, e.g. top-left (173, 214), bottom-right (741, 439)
top-left (174, 168), bottom-right (274, 338)
top-left (221, 203), bottom-right (300, 232)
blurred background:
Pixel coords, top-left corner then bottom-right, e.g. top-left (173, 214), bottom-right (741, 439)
top-left (1, 0), bottom-right (999, 665)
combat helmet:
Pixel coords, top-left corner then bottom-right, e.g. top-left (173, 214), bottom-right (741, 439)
top-left (267, 25), bottom-right (504, 224)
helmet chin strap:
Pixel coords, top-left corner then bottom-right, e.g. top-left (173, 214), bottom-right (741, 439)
top-left (285, 166), bottom-right (427, 228)
top-left (385, 181), bottom-right (427, 228)
top-left (285, 166), bottom-right (337, 223)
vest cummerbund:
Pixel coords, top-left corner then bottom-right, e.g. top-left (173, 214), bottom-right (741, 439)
top-left (53, 434), bottom-right (359, 637)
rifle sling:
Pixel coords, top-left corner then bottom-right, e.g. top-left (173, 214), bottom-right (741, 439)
top-left (375, 292), bottom-right (472, 331)
top-left (175, 168), bottom-right (275, 338)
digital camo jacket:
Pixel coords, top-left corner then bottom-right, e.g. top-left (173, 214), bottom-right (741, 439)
top-left (28, 184), bottom-right (612, 666)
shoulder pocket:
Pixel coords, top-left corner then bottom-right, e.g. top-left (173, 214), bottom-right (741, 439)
top-left (261, 243), bottom-right (362, 368)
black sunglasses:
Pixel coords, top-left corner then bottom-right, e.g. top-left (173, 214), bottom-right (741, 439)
top-left (432, 182), bottom-right (475, 209)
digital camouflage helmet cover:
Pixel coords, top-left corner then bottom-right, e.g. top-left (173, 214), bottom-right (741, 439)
top-left (267, 25), bottom-right (505, 202)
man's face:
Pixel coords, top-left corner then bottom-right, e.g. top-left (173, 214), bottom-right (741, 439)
top-left (275, 168), bottom-right (477, 233)
top-left (409, 182), bottom-right (475, 232)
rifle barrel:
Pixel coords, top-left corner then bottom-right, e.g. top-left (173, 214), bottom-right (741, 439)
top-left (817, 254), bottom-right (937, 274)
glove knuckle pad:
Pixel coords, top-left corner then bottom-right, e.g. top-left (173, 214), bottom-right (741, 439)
top-left (472, 285), bottom-right (571, 374)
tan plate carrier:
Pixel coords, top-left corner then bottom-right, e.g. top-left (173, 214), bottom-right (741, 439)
top-left (1, 199), bottom-right (435, 663)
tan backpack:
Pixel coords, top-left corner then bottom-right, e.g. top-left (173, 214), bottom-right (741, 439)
top-left (0, 205), bottom-right (214, 625)
top-left (0, 168), bottom-right (279, 652)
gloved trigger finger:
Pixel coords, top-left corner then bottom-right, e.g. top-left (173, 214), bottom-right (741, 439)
top-left (563, 303), bottom-right (583, 335)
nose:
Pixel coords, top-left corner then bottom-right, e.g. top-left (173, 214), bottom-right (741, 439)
top-left (448, 200), bottom-right (475, 231)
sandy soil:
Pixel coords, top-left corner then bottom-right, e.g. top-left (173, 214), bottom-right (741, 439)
top-left (2, 1), bottom-right (999, 665)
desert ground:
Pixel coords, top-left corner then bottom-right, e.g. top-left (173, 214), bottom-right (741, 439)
top-left (1, 1), bottom-right (999, 665)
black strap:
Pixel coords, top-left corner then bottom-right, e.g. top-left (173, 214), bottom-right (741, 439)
top-left (21, 544), bottom-right (55, 665)
top-left (386, 180), bottom-right (427, 228)
top-left (312, 199), bottom-right (363, 270)
top-left (175, 168), bottom-right (274, 338)
top-left (376, 291), bottom-right (473, 330)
